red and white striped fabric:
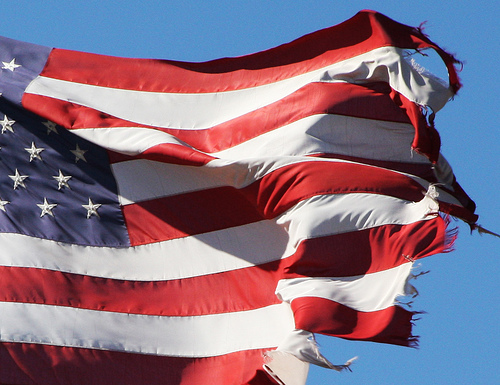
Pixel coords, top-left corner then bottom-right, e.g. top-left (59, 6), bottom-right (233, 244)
top-left (0, 10), bottom-right (476, 385)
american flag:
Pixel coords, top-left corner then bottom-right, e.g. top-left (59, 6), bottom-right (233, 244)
top-left (0, 10), bottom-right (476, 385)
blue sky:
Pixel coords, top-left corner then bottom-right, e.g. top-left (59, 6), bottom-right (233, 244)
top-left (2, 1), bottom-right (498, 384)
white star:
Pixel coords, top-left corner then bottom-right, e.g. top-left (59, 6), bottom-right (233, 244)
top-left (25, 142), bottom-right (45, 162)
top-left (8, 169), bottom-right (29, 189)
top-left (53, 169), bottom-right (72, 190)
top-left (37, 197), bottom-right (57, 217)
top-left (42, 120), bottom-right (58, 135)
top-left (1, 58), bottom-right (21, 71)
top-left (0, 198), bottom-right (9, 212)
top-left (71, 143), bottom-right (87, 163)
top-left (0, 115), bottom-right (15, 134)
top-left (82, 198), bottom-right (102, 218)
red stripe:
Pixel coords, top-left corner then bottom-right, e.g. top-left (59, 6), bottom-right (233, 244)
top-left (283, 217), bottom-right (447, 278)
top-left (107, 143), bottom-right (215, 166)
top-left (123, 186), bottom-right (264, 246)
top-left (0, 343), bottom-right (275, 385)
top-left (23, 82), bottom-right (411, 154)
top-left (123, 161), bottom-right (426, 245)
top-left (292, 297), bottom-right (417, 347)
top-left (242, 161), bottom-right (424, 218)
top-left (313, 153), bottom-right (437, 182)
top-left (389, 88), bottom-right (441, 162)
top-left (0, 262), bottom-right (281, 316)
top-left (438, 201), bottom-right (478, 224)
top-left (21, 93), bottom-right (151, 130)
top-left (39, 11), bottom-right (458, 94)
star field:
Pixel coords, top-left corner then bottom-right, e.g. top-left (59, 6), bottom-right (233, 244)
top-left (0, 97), bottom-right (130, 247)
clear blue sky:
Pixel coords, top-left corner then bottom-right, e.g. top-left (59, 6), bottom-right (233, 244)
top-left (3, 1), bottom-right (498, 384)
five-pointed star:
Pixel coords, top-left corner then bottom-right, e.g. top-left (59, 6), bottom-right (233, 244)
top-left (42, 120), bottom-right (58, 135)
top-left (71, 143), bottom-right (88, 163)
top-left (0, 199), bottom-right (9, 212)
top-left (1, 58), bottom-right (21, 71)
top-left (0, 115), bottom-right (15, 134)
top-left (25, 142), bottom-right (45, 162)
top-left (82, 198), bottom-right (102, 218)
top-left (8, 169), bottom-right (29, 189)
top-left (37, 197), bottom-right (57, 217)
top-left (53, 169), bottom-right (72, 190)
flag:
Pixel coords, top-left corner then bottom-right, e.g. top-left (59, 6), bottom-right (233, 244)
top-left (0, 10), bottom-right (477, 385)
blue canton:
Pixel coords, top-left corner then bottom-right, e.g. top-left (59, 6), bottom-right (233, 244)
top-left (0, 98), bottom-right (130, 247)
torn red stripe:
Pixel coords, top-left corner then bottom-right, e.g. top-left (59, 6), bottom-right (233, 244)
top-left (283, 217), bottom-right (447, 278)
top-left (292, 297), bottom-right (416, 346)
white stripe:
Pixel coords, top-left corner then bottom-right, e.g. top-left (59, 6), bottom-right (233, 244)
top-left (0, 220), bottom-right (288, 281)
top-left (0, 193), bottom-right (436, 281)
top-left (113, 156), bottom-right (317, 205)
top-left (0, 302), bottom-right (294, 357)
top-left (113, 158), bottom-right (229, 205)
top-left (25, 47), bottom-right (451, 129)
top-left (73, 126), bottom-right (189, 156)
top-left (276, 263), bottom-right (413, 312)
top-left (212, 114), bottom-right (429, 162)
top-left (277, 192), bottom-right (439, 246)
